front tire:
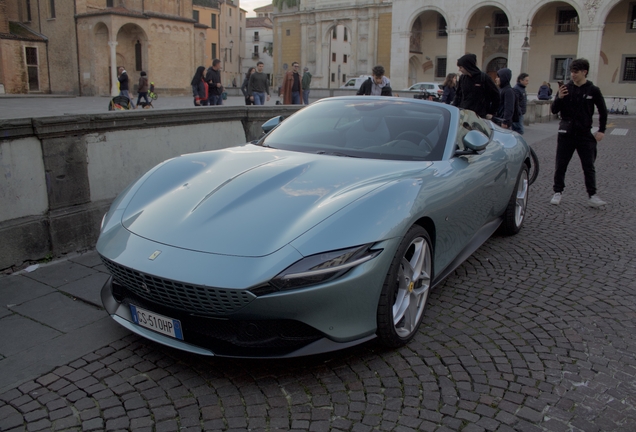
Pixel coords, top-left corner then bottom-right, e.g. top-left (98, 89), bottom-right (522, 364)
top-left (377, 226), bottom-right (432, 347)
top-left (498, 165), bottom-right (529, 236)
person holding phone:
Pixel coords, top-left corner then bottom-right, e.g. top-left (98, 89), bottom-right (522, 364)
top-left (550, 58), bottom-right (608, 207)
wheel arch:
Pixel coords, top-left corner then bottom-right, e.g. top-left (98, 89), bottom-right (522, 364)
top-left (413, 216), bottom-right (436, 273)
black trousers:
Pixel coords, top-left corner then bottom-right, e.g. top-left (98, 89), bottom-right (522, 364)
top-left (553, 132), bottom-right (598, 197)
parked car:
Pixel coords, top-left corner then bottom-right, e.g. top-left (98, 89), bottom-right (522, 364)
top-left (402, 82), bottom-right (444, 97)
top-left (340, 75), bottom-right (373, 90)
top-left (98, 96), bottom-right (533, 358)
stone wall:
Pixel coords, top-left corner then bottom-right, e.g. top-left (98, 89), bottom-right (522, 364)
top-left (0, 105), bottom-right (301, 271)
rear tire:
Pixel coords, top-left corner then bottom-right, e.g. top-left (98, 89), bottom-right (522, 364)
top-left (499, 165), bottom-right (529, 236)
top-left (377, 226), bottom-right (432, 347)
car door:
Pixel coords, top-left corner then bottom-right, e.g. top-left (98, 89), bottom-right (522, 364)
top-left (432, 110), bottom-right (508, 270)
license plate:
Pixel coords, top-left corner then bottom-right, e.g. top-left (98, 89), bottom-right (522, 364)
top-left (129, 305), bottom-right (184, 340)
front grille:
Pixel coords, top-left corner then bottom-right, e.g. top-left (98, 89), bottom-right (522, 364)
top-left (117, 289), bottom-right (324, 356)
top-left (101, 256), bottom-right (255, 316)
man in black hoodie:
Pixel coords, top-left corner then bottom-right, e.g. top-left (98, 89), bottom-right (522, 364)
top-left (495, 68), bottom-right (517, 129)
top-left (452, 54), bottom-right (499, 118)
top-left (550, 58), bottom-right (608, 207)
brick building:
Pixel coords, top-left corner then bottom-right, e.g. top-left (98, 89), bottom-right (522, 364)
top-left (0, 0), bottom-right (206, 96)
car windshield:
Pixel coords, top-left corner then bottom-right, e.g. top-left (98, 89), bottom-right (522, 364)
top-left (261, 98), bottom-right (451, 161)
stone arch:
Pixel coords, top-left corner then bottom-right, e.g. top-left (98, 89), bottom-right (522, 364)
top-left (596, 0), bottom-right (629, 24)
top-left (116, 23), bottom-right (149, 90)
top-left (485, 54), bottom-right (508, 80)
top-left (322, 22), bottom-right (353, 87)
top-left (464, 4), bottom-right (511, 70)
top-left (461, 2), bottom-right (514, 30)
top-left (527, 0), bottom-right (584, 27)
top-left (92, 22), bottom-right (111, 96)
top-left (408, 9), bottom-right (449, 83)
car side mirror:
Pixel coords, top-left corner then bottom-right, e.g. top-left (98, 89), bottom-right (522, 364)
top-left (262, 115), bottom-right (285, 133)
top-left (456, 130), bottom-right (489, 155)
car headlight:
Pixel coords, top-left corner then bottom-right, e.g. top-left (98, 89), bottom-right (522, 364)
top-left (262, 244), bottom-right (381, 293)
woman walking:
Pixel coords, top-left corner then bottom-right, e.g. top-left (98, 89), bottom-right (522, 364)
top-left (440, 73), bottom-right (457, 104)
top-left (136, 71), bottom-right (150, 108)
top-left (241, 67), bottom-right (256, 105)
top-left (191, 66), bottom-right (208, 106)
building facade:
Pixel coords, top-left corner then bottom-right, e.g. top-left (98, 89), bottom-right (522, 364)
top-left (193, 0), bottom-right (221, 70)
top-left (271, 0), bottom-right (636, 96)
top-left (1, 0), bottom-right (208, 96)
top-left (243, 16), bottom-right (273, 81)
top-left (272, 0), bottom-right (393, 89)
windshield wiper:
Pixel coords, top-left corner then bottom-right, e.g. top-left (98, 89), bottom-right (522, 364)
top-left (316, 151), bottom-right (359, 158)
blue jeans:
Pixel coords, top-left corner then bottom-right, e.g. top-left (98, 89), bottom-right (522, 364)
top-left (292, 91), bottom-right (301, 105)
top-left (119, 90), bottom-right (135, 108)
top-left (208, 94), bottom-right (223, 105)
top-left (512, 114), bottom-right (524, 135)
top-left (302, 89), bottom-right (310, 105)
top-left (136, 92), bottom-right (150, 106)
top-left (253, 92), bottom-right (266, 105)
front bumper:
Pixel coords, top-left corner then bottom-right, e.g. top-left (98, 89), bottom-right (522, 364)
top-left (102, 276), bottom-right (381, 357)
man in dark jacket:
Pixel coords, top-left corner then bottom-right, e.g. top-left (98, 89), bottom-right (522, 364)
top-left (206, 59), bottom-right (223, 105)
top-left (357, 65), bottom-right (393, 96)
top-left (495, 68), bottom-right (516, 129)
top-left (512, 73), bottom-right (529, 134)
top-left (117, 66), bottom-right (135, 108)
top-left (550, 58), bottom-right (608, 207)
top-left (452, 54), bottom-right (499, 118)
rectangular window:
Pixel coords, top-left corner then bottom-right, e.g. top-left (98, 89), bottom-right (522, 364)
top-left (628, 3), bottom-right (636, 31)
top-left (286, 29), bottom-right (290, 36)
top-left (193, 10), bottom-right (199, 22)
top-left (621, 56), bottom-right (636, 81)
top-left (211, 14), bottom-right (217, 29)
top-left (229, 8), bottom-right (231, 16)
top-left (343, 54), bottom-right (347, 63)
top-left (436, 57), bottom-right (447, 78)
top-left (254, 31), bottom-right (259, 41)
top-left (211, 43), bottom-right (217, 60)
top-left (557, 9), bottom-right (578, 33)
top-left (331, 73), bottom-right (335, 82)
top-left (494, 13), bottom-right (509, 35)
top-left (552, 56), bottom-right (574, 80)
top-left (25, 0), bottom-right (32, 21)
top-left (229, 26), bottom-right (232, 34)
top-left (107, 0), bottom-right (113, 7)
top-left (25, 47), bottom-right (39, 91)
top-left (342, 74), bottom-right (347, 83)
top-left (254, 45), bottom-right (259, 54)
top-left (49, 0), bottom-right (55, 18)
top-left (332, 28), bottom-right (337, 39)
top-left (438, 16), bottom-right (448, 37)
top-left (332, 53), bottom-right (336, 62)
top-left (344, 28), bottom-right (348, 41)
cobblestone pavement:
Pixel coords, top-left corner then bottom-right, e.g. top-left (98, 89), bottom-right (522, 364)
top-left (1, 116), bottom-right (635, 431)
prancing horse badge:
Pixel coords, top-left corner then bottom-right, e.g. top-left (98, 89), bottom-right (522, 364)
top-left (148, 250), bottom-right (162, 260)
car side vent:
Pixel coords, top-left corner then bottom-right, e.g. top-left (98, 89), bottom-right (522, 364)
top-left (100, 256), bottom-right (255, 316)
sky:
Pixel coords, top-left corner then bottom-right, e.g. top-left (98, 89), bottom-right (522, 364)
top-left (242, 0), bottom-right (272, 17)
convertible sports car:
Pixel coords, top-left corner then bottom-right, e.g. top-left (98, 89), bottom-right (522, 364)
top-left (98, 96), bottom-right (532, 358)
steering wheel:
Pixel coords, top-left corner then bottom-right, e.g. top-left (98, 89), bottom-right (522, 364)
top-left (395, 131), bottom-right (434, 153)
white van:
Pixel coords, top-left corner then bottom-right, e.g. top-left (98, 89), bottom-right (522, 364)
top-left (339, 75), bottom-right (373, 90)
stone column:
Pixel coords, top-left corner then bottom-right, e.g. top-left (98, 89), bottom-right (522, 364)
top-left (389, 29), bottom-right (410, 90)
top-left (109, 41), bottom-right (119, 96)
top-left (446, 28), bottom-right (467, 72)
top-left (577, 24), bottom-right (604, 83)
top-left (507, 27), bottom-right (527, 77)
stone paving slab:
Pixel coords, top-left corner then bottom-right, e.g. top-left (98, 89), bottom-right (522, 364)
top-left (0, 115), bottom-right (634, 431)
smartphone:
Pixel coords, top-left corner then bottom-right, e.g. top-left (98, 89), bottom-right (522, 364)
top-left (557, 80), bottom-right (564, 87)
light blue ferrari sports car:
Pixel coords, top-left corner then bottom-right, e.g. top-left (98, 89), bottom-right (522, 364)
top-left (98, 96), bottom-right (532, 358)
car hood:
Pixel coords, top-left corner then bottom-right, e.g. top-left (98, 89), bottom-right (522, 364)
top-left (121, 145), bottom-right (431, 257)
